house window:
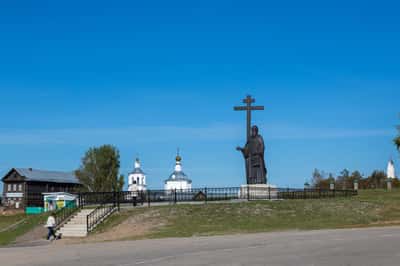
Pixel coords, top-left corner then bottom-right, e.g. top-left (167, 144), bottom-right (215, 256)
top-left (8, 184), bottom-right (11, 191)
top-left (13, 184), bottom-right (17, 191)
top-left (18, 184), bottom-right (22, 192)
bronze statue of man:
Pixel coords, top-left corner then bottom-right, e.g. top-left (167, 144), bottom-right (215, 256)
top-left (237, 125), bottom-right (267, 184)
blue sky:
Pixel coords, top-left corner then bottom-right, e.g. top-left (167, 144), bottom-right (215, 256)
top-left (0, 0), bottom-right (399, 190)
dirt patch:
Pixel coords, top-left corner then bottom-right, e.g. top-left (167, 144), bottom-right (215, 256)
top-left (15, 224), bottom-right (47, 244)
top-left (91, 210), bottom-right (166, 241)
top-left (0, 207), bottom-right (24, 216)
top-left (370, 220), bottom-right (400, 226)
top-left (62, 209), bottom-right (167, 244)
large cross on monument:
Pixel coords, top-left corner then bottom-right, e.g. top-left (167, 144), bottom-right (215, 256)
top-left (234, 95), bottom-right (265, 141)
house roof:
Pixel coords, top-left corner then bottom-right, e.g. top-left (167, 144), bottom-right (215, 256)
top-left (5, 168), bottom-right (80, 184)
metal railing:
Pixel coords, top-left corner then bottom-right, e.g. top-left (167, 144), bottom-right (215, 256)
top-left (78, 187), bottom-right (358, 208)
top-left (86, 203), bottom-right (117, 233)
top-left (79, 192), bottom-right (117, 207)
top-left (55, 200), bottom-right (80, 229)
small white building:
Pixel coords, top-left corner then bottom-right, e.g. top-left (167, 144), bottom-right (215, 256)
top-left (128, 158), bottom-right (147, 192)
top-left (164, 154), bottom-right (192, 191)
top-left (387, 159), bottom-right (396, 179)
top-left (43, 192), bottom-right (78, 212)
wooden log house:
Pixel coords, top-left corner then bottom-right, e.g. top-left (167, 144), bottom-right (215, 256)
top-left (2, 168), bottom-right (81, 209)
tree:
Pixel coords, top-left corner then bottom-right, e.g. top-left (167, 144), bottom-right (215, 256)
top-left (367, 170), bottom-right (387, 189)
top-left (76, 145), bottom-right (125, 192)
top-left (328, 173), bottom-right (335, 181)
top-left (336, 169), bottom-right (350, 189)
top-left (350, 170), bottom-right (363, 181)
top-left (311, 169), bottom-right (330, 189)
top-left (395, 135), bottom-right (400, 151)
top-left (392, 178), bottom-right (400, 188)
top-left (350, 170), bottom-right (363, 189)
top-left (311, 169), bottom-right (323, 188)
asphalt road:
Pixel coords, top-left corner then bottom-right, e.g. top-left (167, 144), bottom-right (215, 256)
top-left (2, 227), bottom-right (400, 266)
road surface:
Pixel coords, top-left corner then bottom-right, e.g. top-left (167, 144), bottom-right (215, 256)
top-left (2, 227), bottom-right (400, 266)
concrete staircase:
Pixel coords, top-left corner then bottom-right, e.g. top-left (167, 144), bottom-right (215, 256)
top-left (58, 209), bottom-right (94, 238)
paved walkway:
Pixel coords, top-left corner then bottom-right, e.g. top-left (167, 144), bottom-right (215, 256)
top-left (2, 227), bottom-right (400, 266)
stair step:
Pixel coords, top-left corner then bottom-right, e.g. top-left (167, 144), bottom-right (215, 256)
top-left (61, 226), bottom-right (87, 230)
top-left (69, 221), bottom-right (87, 224)
top-left (58, 208), bottom-right (113, 238)
top-left (68, 218), bottom-right (87, 222)
top-left (60, 228), bottom-right (87, 232)
top-left (60, 233), bottom-right (87, 237)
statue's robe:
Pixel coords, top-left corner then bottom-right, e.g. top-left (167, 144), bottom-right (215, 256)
top-left (241, 134), bottom-right (267, 184)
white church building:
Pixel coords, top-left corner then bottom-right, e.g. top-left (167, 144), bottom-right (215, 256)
top-left (164, 153), bottom-right (192, 191)
top-left (128, 158), bottom-right (147, 192)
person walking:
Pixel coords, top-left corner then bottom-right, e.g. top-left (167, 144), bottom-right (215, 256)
top-left (46, 213), bottom-right (57, 241)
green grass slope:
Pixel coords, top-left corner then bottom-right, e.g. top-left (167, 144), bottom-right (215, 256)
top-left (0, 213), bottom-right (48, 246)
top-left (94, 189), bottom-right (400, 241)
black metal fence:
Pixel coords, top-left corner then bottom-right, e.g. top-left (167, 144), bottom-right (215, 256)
top-left (77, 187), bottom-right (358, 208)
top-left (23, 187), bottom-right (358, 210)
top-left (87, 203), bottom-right (117, 233)
top-left (55, 200), bottom-right (79, 229)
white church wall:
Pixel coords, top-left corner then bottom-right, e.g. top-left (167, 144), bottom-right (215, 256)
top-left (164, 181), bottom-right (192, 191)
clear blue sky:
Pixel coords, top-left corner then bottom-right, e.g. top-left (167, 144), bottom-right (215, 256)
top-left (0, 0), bottom-right (399, 190)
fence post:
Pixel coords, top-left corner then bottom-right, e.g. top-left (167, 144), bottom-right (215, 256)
top-left (117, 191), bottom-right (120, 212)
top-left (147, 190), bottom-right (151, 207)
top-left (174, 189), bottom-right (177, 204)
top-left (86, 215), bottom-right (89, 234)
top-left (268, 186), bottom-right (271, 200)
top-left (205, 187), bottom-right (208, 204)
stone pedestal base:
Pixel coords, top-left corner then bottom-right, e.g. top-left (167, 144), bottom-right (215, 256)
top-left (387, 180), bottom-right (393, 191)
top-left (240, 184), bottom-right (278, 200)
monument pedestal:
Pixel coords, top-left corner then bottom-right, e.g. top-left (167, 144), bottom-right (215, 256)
top-left (240, 184), bottom-right (278, 200)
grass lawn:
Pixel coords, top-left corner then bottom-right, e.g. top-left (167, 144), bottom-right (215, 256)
top-left (92, 189), bottom-right (400, 241)
top-left (0, 214), bottom-right (26, 230)
top-left (0, 213), bottom-right (49, 246)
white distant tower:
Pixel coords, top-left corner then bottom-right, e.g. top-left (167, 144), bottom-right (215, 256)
top-left (164, 152), bottom-right (192, 191)
top-left (387, 159), bottom-right (396, 179)
top-left (128, 158), bottom-right (147, 192)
